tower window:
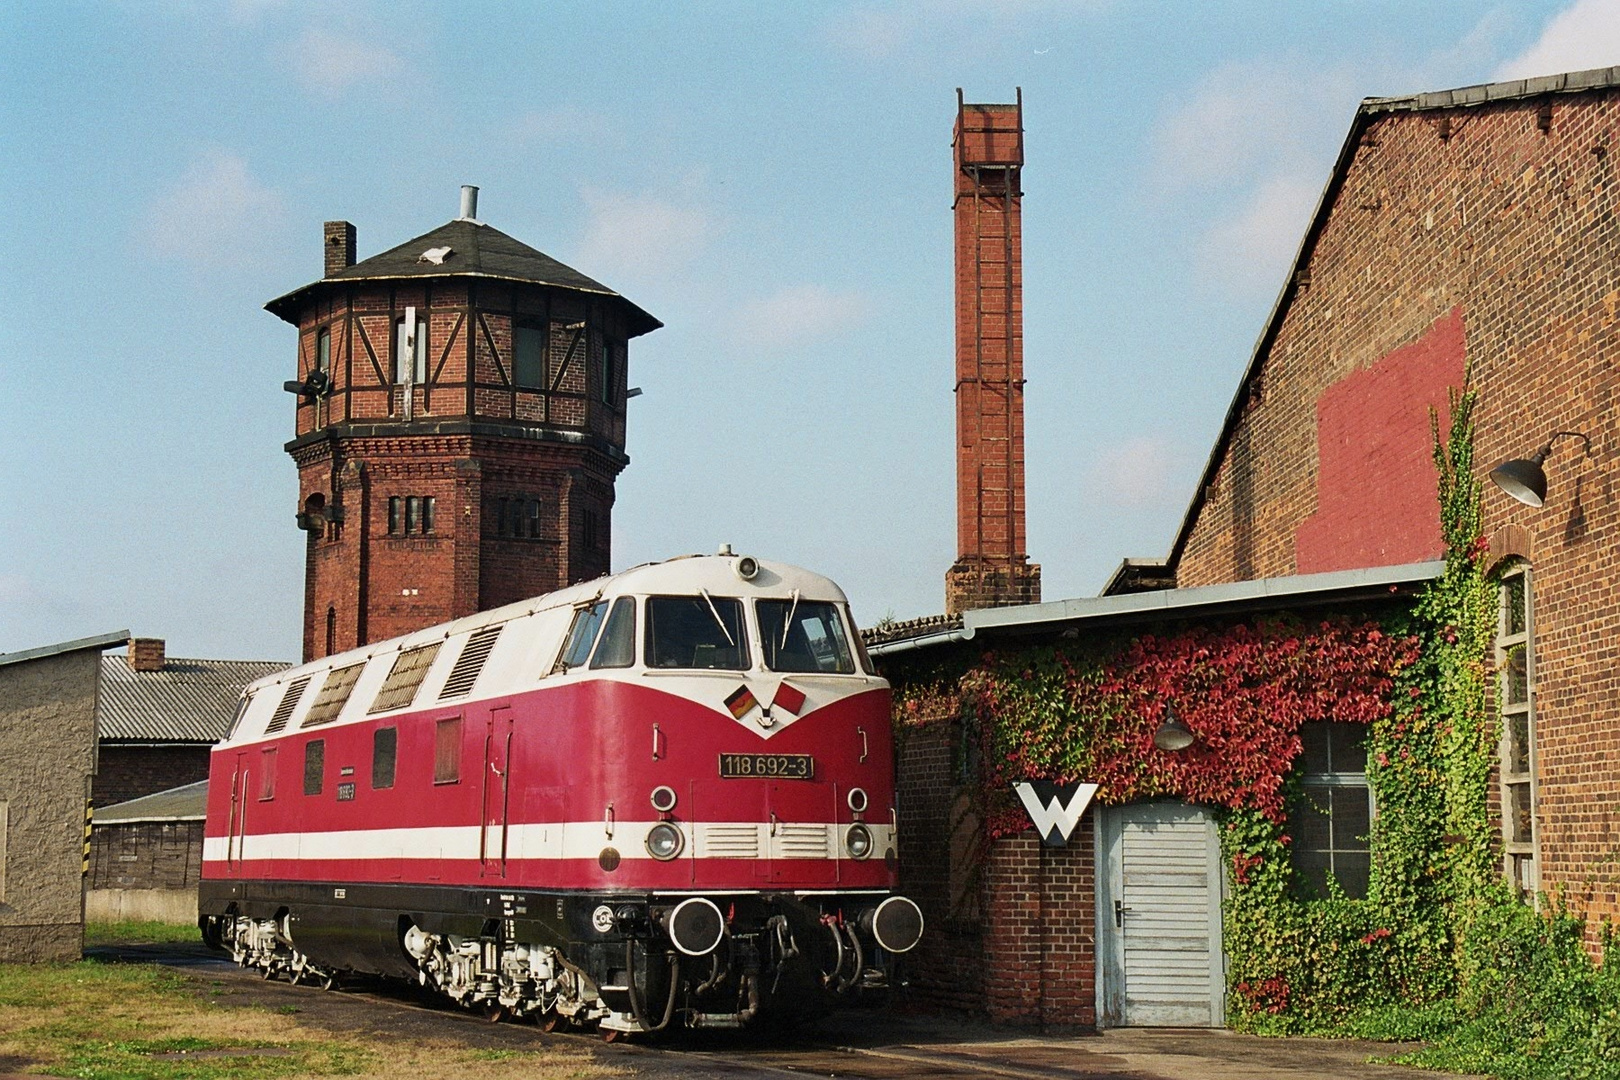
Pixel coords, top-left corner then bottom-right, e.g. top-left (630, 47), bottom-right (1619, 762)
top-left (599, 339), bottom-right (615, 405)
top-left (316, 327), bottom-right (331, 373)
top-left (515, 321), bottom-right (546, 388)
top-left (394, 315), bottom-right (429, 384)
top-left (495, 496), bottom-right (543, 539)
top-left (582, 508), bottom-right (599, 552)
top-left (389, 496), bottom-right (437, 536)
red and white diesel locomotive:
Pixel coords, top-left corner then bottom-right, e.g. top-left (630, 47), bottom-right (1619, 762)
top-left (199, 552), bottom-right (922, 1034)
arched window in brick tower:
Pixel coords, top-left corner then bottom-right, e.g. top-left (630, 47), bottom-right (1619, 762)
top-left (325, 606), bottom-right (336, 657)
top-left (1497, 561), bottom-right (1539, 898)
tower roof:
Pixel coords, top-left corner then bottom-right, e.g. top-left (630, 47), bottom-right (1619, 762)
top-left (265, 218), bottom-right (661, 337)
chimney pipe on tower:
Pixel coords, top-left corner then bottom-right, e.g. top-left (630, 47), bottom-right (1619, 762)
top-left (459, 185), bottom-right (479, 221)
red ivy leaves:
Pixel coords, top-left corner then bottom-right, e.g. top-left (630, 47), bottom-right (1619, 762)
top-left (959, 619), bottom-right (1416, 836)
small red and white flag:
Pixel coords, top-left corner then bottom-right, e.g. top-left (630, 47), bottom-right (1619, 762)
top-left (771, 682), bottom-right (807, 716)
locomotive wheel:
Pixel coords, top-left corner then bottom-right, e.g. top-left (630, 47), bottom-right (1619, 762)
top-left (260, 964), bottom-right (275, 980)
top-left (321, 973), bottom-right (339, 992)
top-left (482, 1003), bottom-right (507, 1024)
top-left (601, 1029), bottom-right (626, 1043)
top-left (536, 1010), bottom-right (566, 1033)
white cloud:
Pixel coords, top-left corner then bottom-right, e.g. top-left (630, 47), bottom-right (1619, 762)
top-left (1196, 173), bottom-right (1320, 293)
top-left (728, 285), bottom-right (870, 352)
top-left (1083, 435), bottom-right (1185, 508)
top-left (288, 27), bottom-right (400, 97)
top-left (1150, 60), bottom-right (1358, 195)
top-left (576, 187), bottom-right (715, 280)
top-left (1494, 0), bottom-right (1620, 81)
top-left (140, 149), bottom-right (288, 268)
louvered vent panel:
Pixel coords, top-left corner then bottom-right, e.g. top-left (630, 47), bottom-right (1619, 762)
top-left (301, 663), bottom-right (365, 727)
top-left (703, 823), bottom-right (760, 859)
top-left (439, 626), bottom-right (501, 700)
top-left (776, 824), bottom-right (830, 859)
top-left (264, 677), bottom-right (310, 735)
top-left (369, 643), bottom-right (442, 713)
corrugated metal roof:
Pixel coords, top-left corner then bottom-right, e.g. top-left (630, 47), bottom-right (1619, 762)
top-left (97, 655), bottom-right (290, 743)
top-left (93, 780), bottom-right (208, 824)
top-left (264, 218), bottom-right (662, 336)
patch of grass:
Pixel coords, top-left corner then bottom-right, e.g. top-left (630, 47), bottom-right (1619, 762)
top-left (0, 960), bottom-right (623, 1079)
top-left (84, 920), bottom-right (201, 947)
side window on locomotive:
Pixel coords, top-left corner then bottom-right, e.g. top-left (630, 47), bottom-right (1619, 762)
top-left (645, 595), bottom-right (750, 670)
top-left (757, 598), bottom-right (857, 674)
top-left (434, 717), bottom-right (462, 784)
top-left (303, 740), bottom-right (325, 796)
top-left (589, 597), bottom-right (637, 669)
top-left (372, 727), bottom-right (397, 790)
top-left (554, 600), bottom-right (609, 672)
top-left (259, 748), bottom-right (277, 801)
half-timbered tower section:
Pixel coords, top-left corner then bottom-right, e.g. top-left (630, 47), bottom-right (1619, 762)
top-left (946, 91), bottom-right (1040, 615)
top-left (267, 189), bottom-right (661, 662)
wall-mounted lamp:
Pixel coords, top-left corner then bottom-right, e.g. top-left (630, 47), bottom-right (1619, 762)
top-left (1488, 430), bottom-right (1592, 507)
top-left (1153, 707), bottom-right (1196, 752)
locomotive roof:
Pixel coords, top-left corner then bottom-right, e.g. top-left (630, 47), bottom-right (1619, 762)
top-left (237, 554), bottom-right (850, 702)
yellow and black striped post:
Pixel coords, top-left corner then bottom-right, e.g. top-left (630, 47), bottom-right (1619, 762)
top-left (83, 800), bottom-right (93, 877)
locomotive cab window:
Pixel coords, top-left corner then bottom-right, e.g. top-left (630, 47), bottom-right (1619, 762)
top-left (555, 600), bottom-right (609, 672)
top-left (589, 596), bottom-right (637, 669)
top-left (646, 595), bottom-right (749, 670)
top-left (259, 747), bottom-right (277, 801)
top-left (757, 598), bottom-right (857, 674)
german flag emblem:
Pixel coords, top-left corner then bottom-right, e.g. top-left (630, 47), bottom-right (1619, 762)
top-left (772, 682), bottom-right (806, 716)
top-left (725, 685), bottom-right (758, 720)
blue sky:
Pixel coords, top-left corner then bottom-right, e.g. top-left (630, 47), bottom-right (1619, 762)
top-left (2, 0), bottom-right (1617, 661)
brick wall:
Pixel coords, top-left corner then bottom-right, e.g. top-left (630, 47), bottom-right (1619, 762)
top-left (1175, 92), bottom-right (1620, 924)
top-left (895, 713), bottom-right (1096, 1027)
top-left (91, 745), bottom-right (210, 808)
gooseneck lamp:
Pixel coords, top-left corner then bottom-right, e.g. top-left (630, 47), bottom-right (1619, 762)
top-left (1488, 430), bottom-right (1592, 508)
top-left (1153, 707), bottom-right (1196, 752)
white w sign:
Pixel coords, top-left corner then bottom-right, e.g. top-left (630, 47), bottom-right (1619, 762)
top-left (1014, 781), bottom-right (1099, 847)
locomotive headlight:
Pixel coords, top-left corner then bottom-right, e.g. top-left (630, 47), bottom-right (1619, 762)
top-left (645, 822), bottom-right (685, 861)
top-left (844, 823), bottom-right (874, 860)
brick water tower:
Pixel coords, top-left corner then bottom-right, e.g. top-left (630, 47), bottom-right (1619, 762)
top-left (267, 187), bottom-right (661, 661)
top-left (945, 91), bottom-right (1040, 614)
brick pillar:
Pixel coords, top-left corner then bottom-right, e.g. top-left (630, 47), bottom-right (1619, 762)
top-left (947, 91), bottom-right (1040, 615)
top-left (981, 824), bottom-right (1098, 1030)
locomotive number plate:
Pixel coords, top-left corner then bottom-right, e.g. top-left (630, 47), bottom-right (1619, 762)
top-left (718, 753), bottom-right (814, 779)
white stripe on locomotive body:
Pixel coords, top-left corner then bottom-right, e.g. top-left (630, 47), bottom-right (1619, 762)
top-left (202, 822), bottom-right (898, 865)
top-left (222, 555), bottom-right (884, 748)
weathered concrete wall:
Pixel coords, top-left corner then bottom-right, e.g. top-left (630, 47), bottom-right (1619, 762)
top-left (85, 888), bottom-right (197, 924)
top-left (0, 648), bottom-right (100, 962)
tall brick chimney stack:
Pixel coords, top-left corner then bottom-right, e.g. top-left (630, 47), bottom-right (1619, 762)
top-left (945, 89), bottom-right (1040, 615)
top-left (127, 638), bottom-right (165, 672)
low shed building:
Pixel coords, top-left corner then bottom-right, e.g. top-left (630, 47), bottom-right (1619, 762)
top-left (86, 781), bottom-right (207, 925)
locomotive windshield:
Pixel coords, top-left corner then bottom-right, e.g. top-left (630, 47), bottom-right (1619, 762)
top-left (757, 598), bottom-right (857, 674)
top-left (555, 600), bottom-right (609, 671)
top-left (646, 595), bottom-right (750, 669)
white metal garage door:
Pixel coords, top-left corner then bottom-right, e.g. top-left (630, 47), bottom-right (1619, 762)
top-left (1097, 801), bottom-right (1224, 1027)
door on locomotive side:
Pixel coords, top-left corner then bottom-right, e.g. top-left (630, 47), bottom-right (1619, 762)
top-left (481, 707), bottom-right (515, 878)
top-left (225, 750), bottom-right (249, 874)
